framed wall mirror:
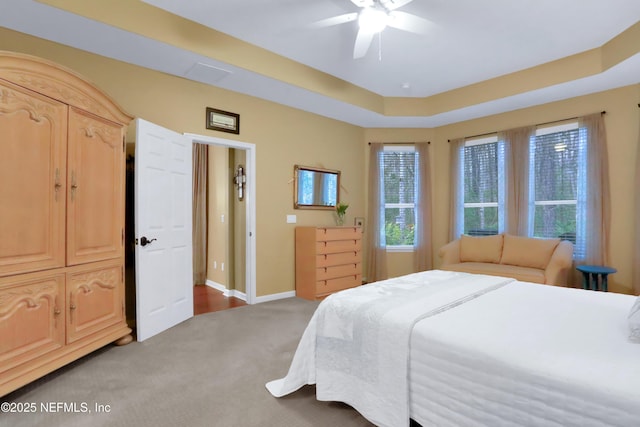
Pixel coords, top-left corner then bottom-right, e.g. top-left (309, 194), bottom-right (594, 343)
top-left (294, 165), bottom-right (340, 210)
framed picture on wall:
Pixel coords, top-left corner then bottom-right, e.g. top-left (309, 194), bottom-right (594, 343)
top-left (206, 107), bottom-right (240, 134)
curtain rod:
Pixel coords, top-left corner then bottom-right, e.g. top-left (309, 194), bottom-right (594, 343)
top-left (447, 111), bottom-right (606, 142)
top-left (368, 141), bottom-right (430, 145)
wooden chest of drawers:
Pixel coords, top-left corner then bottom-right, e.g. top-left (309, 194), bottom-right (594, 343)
top-left (295, 226), bottom-right (362, 300)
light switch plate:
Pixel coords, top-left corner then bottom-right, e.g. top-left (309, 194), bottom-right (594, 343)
top-left (286, 215), bottom-right (297, 224)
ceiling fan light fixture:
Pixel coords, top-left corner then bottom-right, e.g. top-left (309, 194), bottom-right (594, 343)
top-left (358, 7), bottom-right (388, 33)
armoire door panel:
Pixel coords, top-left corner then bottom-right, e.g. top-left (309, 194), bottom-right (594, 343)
top-left (66, 263), bottom-right (124, 344)
top-left (66, 107), bottom-right (124, 265)
top-left (0, 271), bottom-right (65, 374)
top-left (0, 80), bottom-right (67, 277)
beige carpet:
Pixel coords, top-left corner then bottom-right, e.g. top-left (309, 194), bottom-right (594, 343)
top-left (1, 298), bottom-right (374, 427)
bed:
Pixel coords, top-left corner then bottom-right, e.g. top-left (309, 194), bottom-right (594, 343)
top-left (266, 270), bottom-right (640, 427)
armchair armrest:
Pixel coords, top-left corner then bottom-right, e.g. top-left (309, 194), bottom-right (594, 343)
top-left (544, 240), bottom-right (574, 286)
top-left (438, 239), bottom-right (461, 267)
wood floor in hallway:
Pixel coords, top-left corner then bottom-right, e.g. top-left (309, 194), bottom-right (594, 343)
top-left (193, 285), bottom-right (247, 315)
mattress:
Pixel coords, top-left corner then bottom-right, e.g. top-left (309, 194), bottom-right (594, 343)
top-left (409, 282), bottom-right (640, 426)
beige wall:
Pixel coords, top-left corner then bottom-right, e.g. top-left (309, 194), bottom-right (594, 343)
top-left (205, 147), bottom-right (246, 293)
top-left (206, 145), bottom-right (229, 286)
top-left (2, 27), bottom-right (638, 296)
top-left (232, 150), bottom-right (247, 293)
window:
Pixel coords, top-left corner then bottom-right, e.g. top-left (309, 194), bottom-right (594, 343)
top-left (453, 115), bottom-right (603, 262)
top-left (529, 122), bottom-right (583, 255)
top-left (381, 146), bottom-right (417, 249)
top-left (462, 136), bottom-right (503, 236)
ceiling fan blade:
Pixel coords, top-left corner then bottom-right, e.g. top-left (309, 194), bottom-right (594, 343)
top-left (350, 0), bottom-right (374, 8)
top-left (353, 29), bottom-right (375, 59)
top-left (387, 11), bottom-right (432, 35)
top-left (379, 0), bottom-right (414, 11)
top-left (308, 12), bottom-right (358, 29)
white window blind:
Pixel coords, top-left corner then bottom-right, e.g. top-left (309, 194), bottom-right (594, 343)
top-left (381, 146), bottom-right (417, 248)
top-left (463, 136), bottom-right (501, 235)
top-left (529, 122), bottom-right (582, 255)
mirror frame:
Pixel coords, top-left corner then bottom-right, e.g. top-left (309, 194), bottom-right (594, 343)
top-left (293, 165), bottom-right (341, 210)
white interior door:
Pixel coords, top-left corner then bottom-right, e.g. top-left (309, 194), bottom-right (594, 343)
top-left (135, 118), bottom-right (193, 341)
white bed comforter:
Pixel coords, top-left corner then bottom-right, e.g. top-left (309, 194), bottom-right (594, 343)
top-left (409, 281), bottom-right (640, 427)
top-left (266, 270), bottom-right (514, 427)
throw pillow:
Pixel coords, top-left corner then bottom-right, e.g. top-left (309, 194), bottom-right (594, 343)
top-left (629, 297), bottom-right (640, 343)
top-left (459, 234), bottom-right (504, 264)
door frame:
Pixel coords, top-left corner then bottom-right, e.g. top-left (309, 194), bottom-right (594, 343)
top-left (185, 133), bottom-right (256, 305)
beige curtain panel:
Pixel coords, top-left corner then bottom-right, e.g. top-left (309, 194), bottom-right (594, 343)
top-left (448, 138), bottom-right (465, 241)
top-left (414, 142), bottom-right (433, 272)
top-left (579, 113), bottom-right (611, 267)
top-left (192, 144), bottom-right (208, 285)
top-left (499, 126), bottom-right (535, 236)
top-left (366, 143), bottom-right (388, 282)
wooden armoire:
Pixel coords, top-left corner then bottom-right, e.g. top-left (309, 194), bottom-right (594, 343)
top-left (0, 51), bottom-right (133, 396)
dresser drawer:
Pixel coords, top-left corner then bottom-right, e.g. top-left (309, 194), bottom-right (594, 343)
top-left (316, 239), bottom-right (361, 254)
top-left (316, 251), bottom-right (360, 267)
top-left (316, 274), bottom-right (361, 295)
top-left (316, 227), bottom-right (361, 241)
top-left (316, 263), bottom-right (361, 281)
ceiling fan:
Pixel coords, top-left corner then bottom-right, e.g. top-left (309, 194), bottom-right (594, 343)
top-left (310, 0), bottom-right (431, 59)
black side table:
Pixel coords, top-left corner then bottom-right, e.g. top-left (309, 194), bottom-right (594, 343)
top-left (576, 265), bottom-right (617, 292)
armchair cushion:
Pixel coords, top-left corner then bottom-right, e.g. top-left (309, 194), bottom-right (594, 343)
top-left (459, 234), bottom-right (503, 264)
top-left (500, 234), bottom-right (560, 270)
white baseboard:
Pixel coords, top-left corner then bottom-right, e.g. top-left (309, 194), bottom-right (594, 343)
top-left (204, 280), bottom-right (247, 302)
top-left (204, 280), bottom-right (296, 304)
top-left (253, 291), bottom-right (296, 304)
top-left (204, 279), bottom-right (226, 293)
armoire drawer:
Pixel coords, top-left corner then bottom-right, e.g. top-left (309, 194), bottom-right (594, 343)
top-left (316, 227), bottom-right (361, 241)
top-left (316, 263), bottom-right (361, 281)
top-left (316, 251), bottom-right (361, 267)
top-left (316, 239), bottom-right (361, 254)
top-left (316, 274), bottom-right (362, 295)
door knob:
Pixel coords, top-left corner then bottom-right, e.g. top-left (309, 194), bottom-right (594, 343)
top-left (140, 236), bottom-right (157, 247)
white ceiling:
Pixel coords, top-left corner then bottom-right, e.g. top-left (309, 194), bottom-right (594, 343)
top-left (2, 0), bottom-right (640, 127)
